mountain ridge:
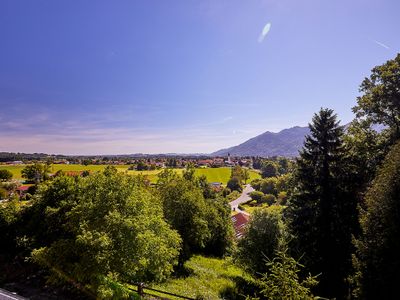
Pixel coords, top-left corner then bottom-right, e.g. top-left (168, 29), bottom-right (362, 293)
top-left (211, 126), bottom-right (310, 157)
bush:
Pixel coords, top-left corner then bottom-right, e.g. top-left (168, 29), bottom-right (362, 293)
top-left (260, 250), bottom-right (319, 300)
top-left (260, 178), bottom-right (277, 195)
top-left (277, 191), bottom-right (288, 205)
top-left (262, 194), bottom-right (276, 206)
top-left (0, 169), bottom-right (13, 181)
top-left (227, 176), bottom-right (242, 192)
top-left (249, 191), bottom-right (264, 204)
top-left (236, 208), bottom-right (288, 275)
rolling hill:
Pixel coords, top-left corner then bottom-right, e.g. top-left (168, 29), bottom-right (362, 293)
top-left (211, 126), bottom-right (310, 157)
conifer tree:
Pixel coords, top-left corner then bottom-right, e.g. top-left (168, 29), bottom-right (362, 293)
top-left (286, 108), bottom-right (357, 298)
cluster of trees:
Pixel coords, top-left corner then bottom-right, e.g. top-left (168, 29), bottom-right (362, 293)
top-left (21, 162), bottom-right (52, 183)
top-left (252, 157), bottom-right (291, 178)
top-left (250, 174), bottom-right (291, 206)
top-left (237, 54), bottom-right (400, 299)
top-left (226, 165), bottom-right (250, 192)
top-left (0, 166), bottom-right (234, 298)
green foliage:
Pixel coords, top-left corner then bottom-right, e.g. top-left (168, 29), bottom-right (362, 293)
top-left (203, 198), bottom-right (234, 257)
top-left (0, 187), bottom-right (7, 199)
top-left (286, 108), bottom-right (358, 298)
top-left (353, 53), bottom-right (400, 141)
top-left (237, 208), bottom-right (287, 275)
top-left (0, 169), bottom-right (13, 181)
top-left (345, 119), bottom-right (389, 186)
top-left (0, 199), bottom-right (21, 254)
top-left (261, 194), bottom-right (276, 206)
top-left (261, 161), bottom-right (277, 178)
top-left (158, 170), bottom-right (210, 267)
top-left (277, 157), bottom-right (290, 175)
top-left (259, 250), bottom-right (319, 300)
top-left (249, 191), bottom-right (264, 204)
top-left (352, 141), bottom-right (400, 299)
top-left (21, 162), bottom-right (51, 183)
top-left (30, 167), bottom-right (181, 298)
top-left (250, 178), bottom-right (262, 191)
top-left (277, 191), bottom-right (288, 205)
top-left (260, 177), bottom-right (277, 195)
top-left (243, 168), bottom-right (250, 184)
top-left (227, 176), bottom-right (242, 192)
top-left (231, 165), bottom-right (245, 182)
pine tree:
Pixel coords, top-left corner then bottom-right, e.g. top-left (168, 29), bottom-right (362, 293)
top-left (286, 108), bottom-right (357, 298)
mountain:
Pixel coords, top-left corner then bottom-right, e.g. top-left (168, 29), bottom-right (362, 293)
top-left (211, 126), bottom-right (310, 157)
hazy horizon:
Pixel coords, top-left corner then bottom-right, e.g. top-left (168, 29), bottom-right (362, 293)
top-left (1, 0), bottom-right (399, 154)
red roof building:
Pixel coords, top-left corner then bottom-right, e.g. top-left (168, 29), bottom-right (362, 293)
top-left (231, 212), bottom-right (250, 239)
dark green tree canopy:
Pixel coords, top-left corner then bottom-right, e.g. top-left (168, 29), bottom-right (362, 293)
top-left (286, 108), bottom-right (357, 298)
top-left (0, 169), bottom-right (13, 181)
top-left (353, 141), bottom-right (400, 299)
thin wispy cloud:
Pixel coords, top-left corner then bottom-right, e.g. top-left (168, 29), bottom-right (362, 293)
top-left (372, 39), bottom-right (390, 49)
top-left (258, 22), bottom-right (271, 43)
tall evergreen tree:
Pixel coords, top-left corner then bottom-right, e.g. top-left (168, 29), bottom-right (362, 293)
top-left (286, 108), bottom-right (357, 298)
top-left (352, 141), bottom-right (400, 299)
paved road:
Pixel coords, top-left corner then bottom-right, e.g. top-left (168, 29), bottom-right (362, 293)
top-left (229, 184), bottom-right (254, 214)
top-left (0, 288), bottom-right (27, 300)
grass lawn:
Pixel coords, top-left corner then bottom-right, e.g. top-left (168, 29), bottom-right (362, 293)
top-left (0, 165), bottom-right (260, 184)
top-left (150, 255), bottom-right (255, 300)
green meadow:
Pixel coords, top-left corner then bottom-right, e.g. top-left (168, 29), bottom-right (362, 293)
top-left (0, 165), bottom-right (260, 184)
top-left (149, 255), bottom-right (255, 300)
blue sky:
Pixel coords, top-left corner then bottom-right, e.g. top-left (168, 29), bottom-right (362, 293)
top-left (1, 0), bottom-right (399, 154)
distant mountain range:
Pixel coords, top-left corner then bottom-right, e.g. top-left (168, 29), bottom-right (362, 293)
top-left (211, 126), bottom-right (311, 157)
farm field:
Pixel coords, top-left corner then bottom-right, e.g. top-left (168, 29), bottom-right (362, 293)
top-left (0, 165), bottom-right (260, 184)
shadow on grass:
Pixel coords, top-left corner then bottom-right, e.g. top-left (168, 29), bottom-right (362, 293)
top-left (219, 274), bottom-right (261, 300)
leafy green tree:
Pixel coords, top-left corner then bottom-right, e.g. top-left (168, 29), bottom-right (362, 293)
top-left (262, 194), bottom-right (276, 206)
top-left (249, 191), bottom-right (264, 204)
top-left (277, 157), bottom-right (290, 175)
top-left (227, 176), bottom-right (242, 192)
top-left (0, 169), bottom-right (13, 181)
top-left (286, 108), bottom-right (358, 298)
top-left (259, 250), bottom-right (319, 300)
top-left (21, 163), bottom-right (51, 183)
top-left (250, 178), bottom-right (262, 191)
top-left (203, 197), bottom-right (234, 257)
top-left (136, 160), bottom-right (148, 171)
top-left (158, 172), bottom-right (210, 268)
top-left (277, 191), bottom-right (288, 205)
top-left (0, 199), bottom-right (21, 255)
top-left (197, 174), bottom-right (216, 199)
top-left (30, 168), bottom-right (181, 298)
top-left (243, 169), bottom-right (250, 184)
top-left (353, 53), bottom-right (400, 142)
top-left (352, 141), bottom-right (400, 299)
top-left (231, 165), bottom-right (245, 182)
top-left (275, 174), bottom-right (291, 194)
top-left (261, 161), bottom-right (278, 178)
top-left (237, 208), bottom-right (287, 275)
top-left (345, 119), bottom-right (389, 186)
top-left (260, 177), bottom-right (277, 195)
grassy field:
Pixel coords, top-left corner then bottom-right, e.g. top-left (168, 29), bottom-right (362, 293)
top-left (150, 255), bottom-right (255, 300)
top-left (0, 165), bottom-right (260, 184)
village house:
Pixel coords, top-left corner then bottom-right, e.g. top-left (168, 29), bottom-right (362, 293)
top-left (231, 212), bottom-right (250, 239)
